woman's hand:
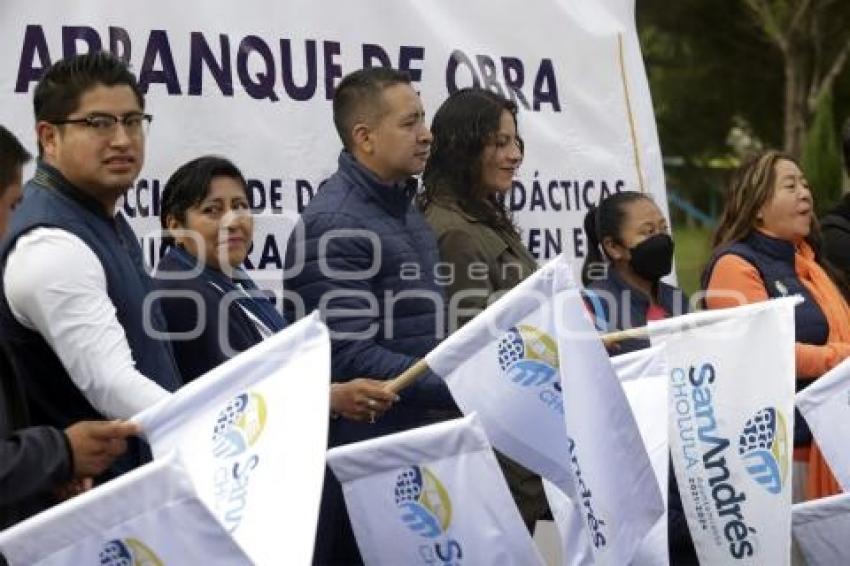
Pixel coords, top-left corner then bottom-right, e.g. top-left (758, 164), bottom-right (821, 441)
top-left (330, 379), bottom-right (399, 423)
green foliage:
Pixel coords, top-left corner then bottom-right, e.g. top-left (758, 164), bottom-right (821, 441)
top-left (638, 0), bottom-right (784, 161)
top-left (672, 225), bottom-right (713, 298)
top-left (638, 0), bottom-right (850, 163)
top-left (802, 90), bottom-right (843, 214)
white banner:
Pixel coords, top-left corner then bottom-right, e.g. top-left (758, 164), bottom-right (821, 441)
top-left (792, 492), bottom-right (850, 566)
top-left (327, 413), bottom-right (543, 566)
top-left (0, 452), bottom-right (251, 566)
top-left (649, 299), bottom-right (798, 565)
top-left (0, 0), bottom-right (668, 300)
top-left (544, 344), bottom-right (670, 566)
top-left (133, 313), bottom-right (331, 566)
top-left (796, 356), bottom-right (850, 490)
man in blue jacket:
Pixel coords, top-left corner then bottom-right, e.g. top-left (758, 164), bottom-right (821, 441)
top-left (283, 67), bottom-right (456, 565)
top-left (0, 125), bottom-right (137, 538)
top-left (0, 53), bottom-right (181, 486)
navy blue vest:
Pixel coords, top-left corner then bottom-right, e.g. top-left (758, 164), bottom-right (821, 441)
top-left (703, 231), bottom-right (829, 447)
top-left (703, 232), bottom-right (829, 346)
top-left (0, 163), bottom-right (182, 477)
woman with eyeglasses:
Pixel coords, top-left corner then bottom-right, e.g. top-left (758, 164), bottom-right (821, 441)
top-left (156, 156), bottom-right (396, 422)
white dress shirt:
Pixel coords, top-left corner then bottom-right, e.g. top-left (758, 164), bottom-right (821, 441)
top-left (4, 227), bottom-right (171, 419)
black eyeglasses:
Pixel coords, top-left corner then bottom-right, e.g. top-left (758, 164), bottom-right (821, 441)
top-left (51, 113), bottom-right (153, 138)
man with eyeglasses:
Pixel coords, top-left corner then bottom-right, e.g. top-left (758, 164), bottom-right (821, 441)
top-left (0, 125), bottom-right (140, 537)
top-left (0, 52), bottom-right (181, 483)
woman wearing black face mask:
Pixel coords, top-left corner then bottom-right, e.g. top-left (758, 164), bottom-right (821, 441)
top-left (581, 191), bottom-right (688, 354)
top-left (582, 193), bottom-right (696, 565)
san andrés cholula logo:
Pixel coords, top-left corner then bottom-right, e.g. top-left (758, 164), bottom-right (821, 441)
top-left (738, 407), bottom-right (789, 495)
top-left (99, 538), bottom-right (163, 566)
top-left (497, 325), bottom-right (563, 414)
top-left (394, 466), bottom-right (463, 564)
top-left (211, 392), bottom-right (267, 533)
top-left (672, 361), bottom-right (790, 560)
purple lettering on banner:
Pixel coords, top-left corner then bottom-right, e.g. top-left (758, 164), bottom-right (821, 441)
top-left (280, 39), bottom-right (317, 101)
top-left (248, 179), bottom-right (266, 211)
top-left (501, 57), bottom-right (530, 109)
top-left (237, 35), bottom-right (278, 101)
top-left (362, 44), bottom-right (391, 69)
top-left (268, 180), bottom-right (283, 212)
top-left (139, 30), bottom-right (182, 94)
top-left (189, 33), bottom-right (233, 96)
top-left (446, 49), bottom-right (480, 94)
top-left (296, 180), bottom-right (315, 213)
top-left (62, 26), bottom-right (102, 58)
top-left (533, 59), bottom-right (561, 112)
top-left (476, 54), bottom-right (505, 97)
top-left (398, 46), bottom-right (424, 83)
top-left (109, 27), bottom-right (132, 63)
top-left (15, 25), bottom-right (51, 92)
top-left (528, 228), bottom-right (541, 259)
top-left (323, 41), bottom-right (342, 99)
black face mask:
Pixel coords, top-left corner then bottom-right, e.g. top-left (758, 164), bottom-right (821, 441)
top-left (628, 233), bottom-right (674, 281)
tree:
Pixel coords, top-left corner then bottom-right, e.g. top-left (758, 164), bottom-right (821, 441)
top-left (741, 0), bottom-right (850, 158)
top-left (802, 88), bottom-right (843, 213)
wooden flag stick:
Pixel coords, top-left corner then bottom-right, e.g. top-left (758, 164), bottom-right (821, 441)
top-left (383, 358), bottom-right (431, 394)
top-left (383, 326), bottom-right (650, 394)
top-left (600, 326), bottom-right (649, 346)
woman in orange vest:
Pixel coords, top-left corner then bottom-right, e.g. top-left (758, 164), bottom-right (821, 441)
top-left (703, 150), bottom-right (850, 500)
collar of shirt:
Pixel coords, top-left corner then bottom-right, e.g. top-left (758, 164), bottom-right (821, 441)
top-left (337, 150), bottom-right (417, 217)
top-left (33, 161), bottom-right (116, 221)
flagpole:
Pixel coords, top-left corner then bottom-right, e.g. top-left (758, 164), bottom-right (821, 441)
top-left (384, 328), bottom-right (652, 393)
top-left (601, 326), bottom-right (648, 345)
top-left (384, 358), bottom-right (431, 393)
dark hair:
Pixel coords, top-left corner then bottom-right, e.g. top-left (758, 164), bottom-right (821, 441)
top-left (710, 149), bottom-right (850, 299)
top-left (34, 51), bottom-right (144, 155)
top-left (332, 67), bottom-right (411, 150)
top-left (0, 125), bottom-right (31, 191)
top-left (419, 88), bottom-right (522, 234)
top-left (581, 191), bottom-right (653, 286)
top-left (160, 156), bottom-right (249, 245)
top-left (34, 51), bottom-right (144, 123)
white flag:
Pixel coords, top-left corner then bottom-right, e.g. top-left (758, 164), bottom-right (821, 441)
top-left (792, 492), bottom-right (850, 565)
top-left (556, 290), bottom-right (665, 566)
top-left (796, 356), bottom-right (850, 490)
top-left (0, 452), bottom-right (250, 565)
top-left (133, 312), bottom-right (331, 566)
top-left (649, 298), bottom-right (798, 565)
top-left (612, 346), bottom-right (670, 566)
top-left (543, 345), bottom-right (670, 566)
top-left (425, 254), bottom-right (576, 492)
top-left (327, 413), bottom-right (543, 566)
top-left (425, 253), bottom-right (662, 564)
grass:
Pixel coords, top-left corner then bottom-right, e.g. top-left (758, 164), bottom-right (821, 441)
top-left (672, 225), bottom-right (714, 297)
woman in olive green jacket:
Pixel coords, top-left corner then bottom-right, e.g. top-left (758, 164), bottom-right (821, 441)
top-left (420, 88), bottom-right (534, 329)
top-left (419, 87), bottom-right (547, 532)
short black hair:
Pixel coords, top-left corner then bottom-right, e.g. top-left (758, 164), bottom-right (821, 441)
top-left (332, 67), bottom-right (411, 150)
top-left (160, 156), bottom-right (248, 245)
top-left (0, 125), bottom-right (31, 191)
top-left (581, 191), bottom-right (653, 286)
top-left (34, 51), bottom-right (144, 124)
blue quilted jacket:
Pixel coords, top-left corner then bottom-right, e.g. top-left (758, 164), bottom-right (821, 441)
top-left (283, 151), bottom-right (456, 446)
